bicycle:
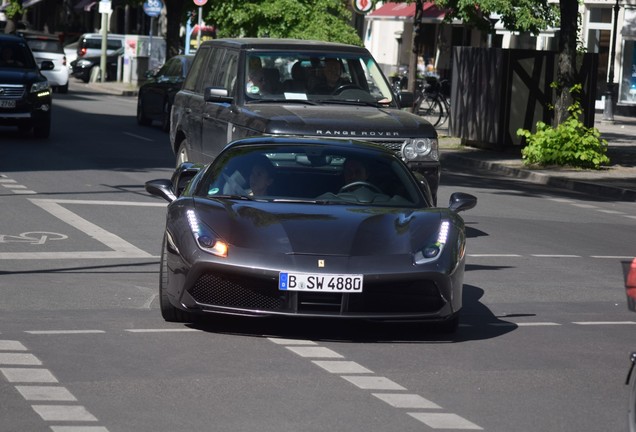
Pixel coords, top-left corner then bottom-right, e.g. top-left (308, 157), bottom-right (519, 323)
top-left (413, 76), bottom-right (450, 128)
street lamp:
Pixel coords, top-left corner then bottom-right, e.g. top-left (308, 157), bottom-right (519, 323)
top-left (602, 0), bottom-right (621, 122)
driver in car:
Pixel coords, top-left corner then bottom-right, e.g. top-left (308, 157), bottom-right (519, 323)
top-left (311, 58), bottom-right (350, 94)
top-left (343, 157), bottom-right (369, 185)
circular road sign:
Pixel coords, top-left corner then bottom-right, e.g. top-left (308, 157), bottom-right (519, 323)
top-left (143, 0), bottom-right (163, 17)
top-left (193, 0), bottom-right (208, 6)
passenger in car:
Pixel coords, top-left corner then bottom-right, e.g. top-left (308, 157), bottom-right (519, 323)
top-left (247, 155), bottom-right (275, 196)
top-left (311, 58), bottom-right (350, 94)
top-left (342, 157), bottom-right (369, 185)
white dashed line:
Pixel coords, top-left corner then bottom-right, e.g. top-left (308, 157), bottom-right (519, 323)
top-left (25, 330), bottom-right (106, 335)
top-left (0, 340), bottom-right (27, 351)
top-left (0, 353), bottom-right (42, 365)
top-left (342, 375), bottom-right (407, 390)
top-left (1, 368), bottom-right (58, 383)
top-left (125, 328), bottom-right (201, 333)
top-left (31, 405), bottom-right (98, 422)
top-left (51, 427), bottom-right (110, 432)
top-left (16, 386), bottom-right (77, 401)
top-left (285, 346), bottom-right (344, 358)
top-left (573, 321), bottom-right (636, 325)
top-left (268, 338), bottom-right (317, 345)
top-left (312, 360), bottom-right (373, 374)
top-left (408, 412), bottom-right (483, 430)
top-left (372, 393), bottom-right (442, 409)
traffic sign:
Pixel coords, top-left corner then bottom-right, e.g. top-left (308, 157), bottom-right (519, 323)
top-left (143, 0), bottom-right (163, 17)
top-left (193, 0), bottom-right (208, 5)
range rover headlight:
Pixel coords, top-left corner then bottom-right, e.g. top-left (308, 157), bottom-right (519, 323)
top-left (402, 138), bottom-right (439, 161)
top-left (414, 220), bottom-right (449, 265)
top-left (30, 81), bottom-right (50, 94)
top-left (186, 209), bottom-right (228, 257)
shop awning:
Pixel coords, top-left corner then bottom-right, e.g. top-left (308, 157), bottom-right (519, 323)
top-left (367, 2), bottom-right (445, 22)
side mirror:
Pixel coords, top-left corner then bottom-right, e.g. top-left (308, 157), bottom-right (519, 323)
top-left (204, 86), bottom-right (232, 103)
top-left (448, 192), bottom-right (477, 213)
top-left (145, 179), bottom-right (177, 203)
top-left (398, 91), bottom-right (414, 109)
top-left (40, 60), bottom-right (55, 71)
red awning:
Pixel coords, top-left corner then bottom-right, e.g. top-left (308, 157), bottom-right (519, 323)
top-left (367, 2), bottom-right (445, 22)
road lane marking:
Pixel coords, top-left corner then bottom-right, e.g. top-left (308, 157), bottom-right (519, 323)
top-left (125, 328), bottom-right (201, 333)
top-left (0, 340), bottom-right (27, 350)
top-left (312, 360), bottom-right (373, 374)
top-left (0, 199), bottom-right (162, 260)
top-left (25, 330), bottom-right (106, 335)
top-left (16, 386), bottom-right (77, 401)
top-left (123, 132), bottom-right (154, 142)
top-left (0, 353), bottom-right (42, 365)
top-left (1, 368), bottom-right (58, 383)
top-left (268, 338), bottom-right (317, 345)
top-left (341, 375), bottom-right (406, 390)
top-left (372, 393), bottom-right (442, 409)
top-left (573, 321), bottom-right (636, 325)
top-left (285, 346), bottom-right (343, 358)
top-left (31, 405), bottom-right (98, 422)
top-left (51, 427), bottom-right (109, 432)
top-left (408, 412), bottom-right (483, 430)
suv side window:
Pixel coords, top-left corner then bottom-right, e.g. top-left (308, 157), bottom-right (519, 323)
top-left (216, 50), bottom-right (238, 96)
top-left (183, 46), bottom-right (210, 92)
top-left (199, 47), bottom-right (224, 91)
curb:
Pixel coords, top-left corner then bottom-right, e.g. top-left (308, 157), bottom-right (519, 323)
top-left (440, 151), bottom-right (636, 202)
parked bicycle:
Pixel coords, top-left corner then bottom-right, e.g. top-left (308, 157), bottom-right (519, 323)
top-left (413, 76), bottom-right (451, 128)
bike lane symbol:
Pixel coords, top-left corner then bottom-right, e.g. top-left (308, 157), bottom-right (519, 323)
top-left (0, 232), bottom-right (68, 245)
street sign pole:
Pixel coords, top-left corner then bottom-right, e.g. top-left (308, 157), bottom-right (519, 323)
top-left (197, 7), bottom-right (202, 50)
top-left (99, 0), bottom-right (112, 83)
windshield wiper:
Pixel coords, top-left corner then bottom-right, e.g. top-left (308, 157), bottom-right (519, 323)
top-left (319, 99), bottom-right (380, 107)
top-left (247, 98), bottom-right (319, 105)
top-left (208, 194), bottom-right (254, 201)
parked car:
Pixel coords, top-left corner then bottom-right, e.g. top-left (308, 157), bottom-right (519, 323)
top-left (170, 38), bottom-right (441, 204)
top-left (145, 136), bottom-right (476, 332)
top-left (70, 46), bottom-right (122, 83)
top-left (75, 33), bottom-right (125, 59)
top-left (0, 33), bottom-right (53, 138)
top-left (137, 54), bottom-right (194, 131)
top-left (19, 31), bottom-right (69, 93)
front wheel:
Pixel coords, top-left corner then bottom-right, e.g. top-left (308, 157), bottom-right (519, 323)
top-left (176, 140), bottom-right (189, 167)
top-left (416, 95), bottom-right (443, 127)
top-left (159, 235), bottom-right (192, 323)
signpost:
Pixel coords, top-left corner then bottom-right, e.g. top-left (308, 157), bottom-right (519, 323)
top-left (143, 0), bottom-right (163, 70)
top-left (99, 0), bottom-right (112, 83)
top-left (193, 0), bottom-right (208, 51)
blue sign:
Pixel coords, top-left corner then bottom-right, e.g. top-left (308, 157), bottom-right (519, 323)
top-left (143, 0), bottom-right (163, 17)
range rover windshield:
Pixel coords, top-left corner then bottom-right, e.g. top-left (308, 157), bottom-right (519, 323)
top-left (244, 52), bottom-right (395, 107)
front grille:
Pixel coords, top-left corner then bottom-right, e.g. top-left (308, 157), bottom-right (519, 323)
top-left (189, 272), bottom-right (443, 316)
top-left (0, 85), bottom-right (26, 99)
top-left (365, 139), bottom-right (407, 153)
top-left (190, 274), bottom-right (284, 311)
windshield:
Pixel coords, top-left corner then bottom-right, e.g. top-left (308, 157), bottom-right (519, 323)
top-left (0, 41), bottom-right (36, 69)
top-left (243, 52), bottom-right (395, 107)
top-left (196, 143), bottom-right (425, 208)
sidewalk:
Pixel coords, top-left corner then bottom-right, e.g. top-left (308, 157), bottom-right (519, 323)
top-left (83, 80), bottom-right (636, 201)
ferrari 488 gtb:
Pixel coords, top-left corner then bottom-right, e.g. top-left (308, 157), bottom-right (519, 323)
top-left (145, 137), bottom-right (476, 333)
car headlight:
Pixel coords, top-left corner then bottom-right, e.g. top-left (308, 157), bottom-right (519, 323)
top-left (402, 138), bottom-right (439, 161)
top-left (414, 220), bottom-right (449, 264)
top-left (186, 209), bottom-right (228, 257)
top-left (30, 81), bottom-right (50, 94)
top-left (76, 59), bottom-right (92, 67)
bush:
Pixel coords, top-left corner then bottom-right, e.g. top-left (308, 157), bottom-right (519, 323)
top-left (517, 86), bottom-right (610, 169)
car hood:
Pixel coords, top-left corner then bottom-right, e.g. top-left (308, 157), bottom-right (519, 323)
top-left (238, 104), bottom-right (436, 139)
top-left (192, 199), bottom-right (443, 256)
top-left (0, 68), bottom-right (43, 83)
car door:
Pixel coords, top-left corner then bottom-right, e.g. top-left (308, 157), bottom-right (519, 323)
top-left (174, 46), bottom-right (220, 162)
top-left (200, 48), bottom-right (238, 162)
top-left (144, 59), bottom-right (175, 118)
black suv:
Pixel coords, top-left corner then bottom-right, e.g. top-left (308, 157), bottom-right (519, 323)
top-left (0, 33), bottom-right (53, 138)
top-left (170, 38), bottom-right (440, 201)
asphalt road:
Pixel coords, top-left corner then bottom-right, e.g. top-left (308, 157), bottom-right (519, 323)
top-left (0, 79), bottom-right (635, 432)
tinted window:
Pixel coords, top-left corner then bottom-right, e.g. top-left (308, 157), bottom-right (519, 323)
top-left (183, 46), bottom-right (210, 92)
top-left (25, 38), bottom-right (63, 54)
top-left (0, 41), bottom-right (36, 68)
top-left (216, 50), bottom-right (238, 95)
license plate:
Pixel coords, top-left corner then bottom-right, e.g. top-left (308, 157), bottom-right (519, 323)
top-left (0, 100), bottom-right (16, 108)
top-left (279, 272), bottom-right (363, 293)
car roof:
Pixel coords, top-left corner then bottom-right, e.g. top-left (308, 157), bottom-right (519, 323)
top-left (0, 34), bottom-right (26, 43)
top-left (200, 38), bottom-right (368, 53)
top-left (224, 136), bottom-right (393, 154)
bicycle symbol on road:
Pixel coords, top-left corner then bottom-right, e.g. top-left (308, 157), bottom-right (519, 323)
top-left (0, 232), bottom-right (68, 245)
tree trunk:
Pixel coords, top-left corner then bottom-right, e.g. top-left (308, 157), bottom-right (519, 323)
top-left (164, 0), bottom-right (186, 59)
top-left (554, 0), bottom-right (579, 126)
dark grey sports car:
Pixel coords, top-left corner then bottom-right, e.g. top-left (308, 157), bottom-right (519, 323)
top-left (145, 137), bottom-right (476, 333)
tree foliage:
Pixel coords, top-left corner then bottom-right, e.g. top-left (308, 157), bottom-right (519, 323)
top-left (205, 0), bottom-right (362, 45)
top-left (431, 0), bottom-right (558, 34)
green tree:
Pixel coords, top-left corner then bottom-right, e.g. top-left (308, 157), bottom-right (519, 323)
top-left (205, 0), bottom-right (362, 45)
top-left (3, 0), bottom-right (24, 34)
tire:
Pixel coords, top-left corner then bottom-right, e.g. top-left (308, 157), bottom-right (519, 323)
top-left (176, 140), bottom-right (189, 167)
top-left (33, 115), bottom-right (51, 139)
top-left (417, 95), bottom-right (443, 127)
top-left (136, 97), bottom-right (152, 126)
top-left (159, 235), bottom-right (192, 323)
top-left (57, 83), bottom-right (69, 94)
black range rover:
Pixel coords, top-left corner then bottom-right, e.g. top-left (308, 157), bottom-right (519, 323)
top-left (170, 38), bottom-right (440, 201)
top-left (0, 33), bottom-right (53, 138)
